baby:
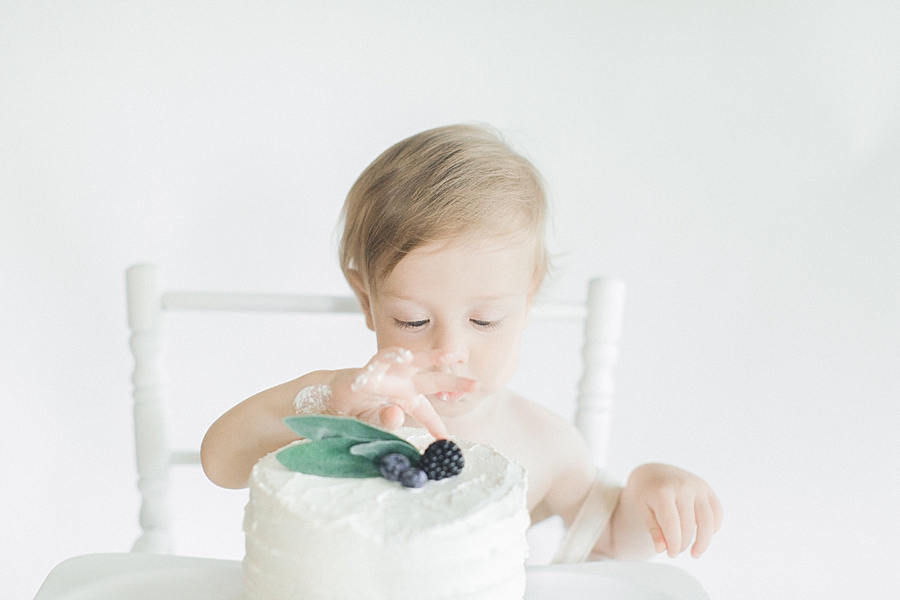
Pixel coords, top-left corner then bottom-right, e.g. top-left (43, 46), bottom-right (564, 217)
top-left (201, 124), bottom-right (723, 561)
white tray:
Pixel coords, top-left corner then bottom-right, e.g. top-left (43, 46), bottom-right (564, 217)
top-left (35, 553), bottom-right (710, 600)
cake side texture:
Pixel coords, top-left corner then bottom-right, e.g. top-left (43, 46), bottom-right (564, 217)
top-left (243, 429), bottom-right (529, 600)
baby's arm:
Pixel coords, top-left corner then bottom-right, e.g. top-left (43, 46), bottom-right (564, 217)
top-left (201, 370), bottom-right (328, 489)
top-left (201, 347), bottom-right (477, 489)
top-left (533, 413), bottom-right (722, 559)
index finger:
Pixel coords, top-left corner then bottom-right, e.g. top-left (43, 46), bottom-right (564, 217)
top-left (402, 394), bottom-right (449, 440)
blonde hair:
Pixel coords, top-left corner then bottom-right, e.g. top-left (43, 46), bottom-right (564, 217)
top-left (339, 124), bottom-right (549, 295)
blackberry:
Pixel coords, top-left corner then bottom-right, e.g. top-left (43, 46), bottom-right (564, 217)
top-left (399, 467), bottom-right (427, 488)
top-left (418, 439), bottom-right (464, 480)
top-left (379, 453), bottom-right (412, 482)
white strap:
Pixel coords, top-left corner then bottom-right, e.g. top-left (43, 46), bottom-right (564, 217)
top-left (551, 473), bottom-right (622, 563)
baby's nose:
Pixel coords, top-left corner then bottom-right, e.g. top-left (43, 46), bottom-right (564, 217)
top-left (432, 328), bottom-right (468, 364)
top-left (438, 349), bottom-right (468, 367)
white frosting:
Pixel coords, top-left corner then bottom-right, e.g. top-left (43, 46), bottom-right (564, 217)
top-left (243, 428), bottom-right (529, 600)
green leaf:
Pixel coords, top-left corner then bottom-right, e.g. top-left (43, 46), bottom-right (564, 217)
top-left (349, 440), bottom-right (421, 464)
top-left (277, 438), bottom-right (382, 478)
top-left (283, 415), bottom-right (407, 443)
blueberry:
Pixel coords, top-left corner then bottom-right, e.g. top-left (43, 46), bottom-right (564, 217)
top-left (379, 453), bottom-right (412, 481)
top-left (398, 467), bottom-right (427, 488)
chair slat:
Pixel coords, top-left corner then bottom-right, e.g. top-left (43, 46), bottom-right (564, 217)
top-left (170, 451), bottom-right (202, 465)
top-left (161, 291), bottom-right (587, 320)
top-left (162, 292), bottom-right (361, 314)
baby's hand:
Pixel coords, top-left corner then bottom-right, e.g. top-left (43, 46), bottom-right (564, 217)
top-left (623, 463), bottom-right (724, 558)
top-left (329, 347), bottom-right (478, 440)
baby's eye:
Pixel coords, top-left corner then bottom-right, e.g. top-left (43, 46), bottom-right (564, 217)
top-left (471, 319), bottom-right (501, 330)
top-left (395, 319), bottom-right (429, 330)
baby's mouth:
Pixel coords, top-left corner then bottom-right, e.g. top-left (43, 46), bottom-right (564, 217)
top-left (433, 391), bottom-right (466, 403)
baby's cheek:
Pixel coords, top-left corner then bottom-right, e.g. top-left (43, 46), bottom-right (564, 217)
top-left (481, 343), bottom-right (522, 390)
top-left (374, 327), bottom-right (422, 353)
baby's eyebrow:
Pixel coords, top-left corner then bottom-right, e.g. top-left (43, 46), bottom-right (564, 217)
top-left (379, 293), bottom-right (419, 302)
top-left (471, 295), bottom-right (521, 303)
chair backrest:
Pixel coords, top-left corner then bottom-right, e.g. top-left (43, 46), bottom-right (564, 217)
top-left (125, 263), bottom-right (625, 554)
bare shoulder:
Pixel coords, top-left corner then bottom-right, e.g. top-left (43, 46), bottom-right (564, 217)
top-left (491, 392), bottom-right (595, 515)
top-left (504, 393), bottom-right (590, 455)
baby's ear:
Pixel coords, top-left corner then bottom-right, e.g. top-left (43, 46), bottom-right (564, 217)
top-left (346, 269), bottom-right (375, 331)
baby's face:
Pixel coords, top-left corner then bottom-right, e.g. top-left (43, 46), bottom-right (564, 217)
top-left (369, 237), bottom-right (535, 418)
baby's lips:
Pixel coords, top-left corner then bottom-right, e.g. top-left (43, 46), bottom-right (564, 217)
top-left (435, 391), bottom-right (466, 402)
top-left (432, 375), bottom-right (478, 402)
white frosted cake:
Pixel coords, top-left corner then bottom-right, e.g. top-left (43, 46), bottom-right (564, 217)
top-left (243, 428), bottom-right (529, 600)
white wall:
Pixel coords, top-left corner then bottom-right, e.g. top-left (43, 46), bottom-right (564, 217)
top-left (2, 2), bottom-right (899, 598)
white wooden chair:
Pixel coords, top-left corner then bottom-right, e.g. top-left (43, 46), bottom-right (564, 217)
top-left (125, 263), bottom-right (626, 555)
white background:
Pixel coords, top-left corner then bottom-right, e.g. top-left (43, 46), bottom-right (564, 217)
top-left (2, 2), bottom-right (899, 599)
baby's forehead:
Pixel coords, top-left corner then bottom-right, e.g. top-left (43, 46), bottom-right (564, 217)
top-left (381, 289), bottom-right (523, 304)
top-left (373, 238), bottom-right (537, 301)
